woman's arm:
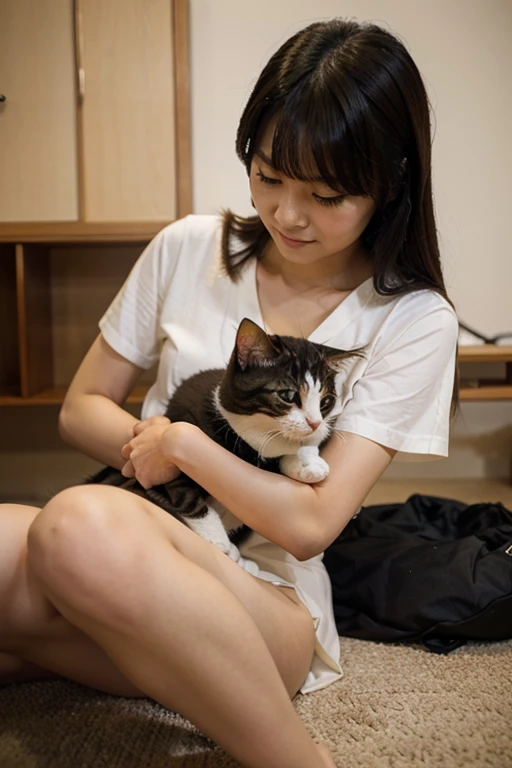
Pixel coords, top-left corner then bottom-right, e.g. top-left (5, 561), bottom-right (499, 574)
top-left (59, 334), bottom-right (145, 469)
top-left (158, 422), bottom-right (395, 561)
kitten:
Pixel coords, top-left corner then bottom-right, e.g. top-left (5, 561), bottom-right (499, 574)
top-left (86, 318), bottom-right (363, 561)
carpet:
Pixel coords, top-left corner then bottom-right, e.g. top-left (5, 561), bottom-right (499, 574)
top-left (0, 636), bottom-right (510, 768)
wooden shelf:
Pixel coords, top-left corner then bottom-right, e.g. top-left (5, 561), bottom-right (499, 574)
top-left (366, 478), bottom-right (512, 506)
top-left (2, 346), bottom-right (512, 406)
top-left (2, 384), bottom-right (512, 407)
top-left (458, 344), bottom-right (512, 400)
top-left (458, 345), bottom-right (512, 362)
top-left (0, 221), bottom-right (173, 245)
top-left (0, 385), bottom-right (148, 407)
top-left (459, 386), bottom-right (512, 401)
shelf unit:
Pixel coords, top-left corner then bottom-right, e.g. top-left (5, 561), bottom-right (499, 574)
top-left (458, 346), bottom-right (512, 400)
top-left (0, 0), bottom-right (192, 410)
top-left (0, 230), bottom-right (163, 408)
top-left (1, 247), bottom-right (511, 410)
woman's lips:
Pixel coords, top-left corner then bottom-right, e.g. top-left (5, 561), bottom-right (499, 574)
top-left (277, 230), bottom-right (315, 248)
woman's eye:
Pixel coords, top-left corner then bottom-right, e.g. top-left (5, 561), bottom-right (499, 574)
top-left (256, 169), bottom-right (345, 206)
top-left (313, 193), bottom-right (347, 207)
top-left (256, 170), bottom-right (280, 185)
top-left (320, 394), bottom-right (336, 410)
top-left (277, 389), bottom-right (297, 404)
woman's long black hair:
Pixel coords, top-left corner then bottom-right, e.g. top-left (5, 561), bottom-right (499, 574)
top-left (221, 18), bottom-right (458, 409)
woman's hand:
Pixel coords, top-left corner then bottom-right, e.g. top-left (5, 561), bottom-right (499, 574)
top-left (121, 416), bottom-right (181, 488)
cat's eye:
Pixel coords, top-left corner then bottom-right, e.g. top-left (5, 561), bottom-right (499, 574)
top-left (277, 389), bottom-right (298, 404)
top-left (320, 394), bottom-right (336, 411)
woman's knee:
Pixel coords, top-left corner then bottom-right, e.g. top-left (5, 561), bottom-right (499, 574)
top-left (26, 486), bottom-right (175, 627)
top-left (29, 485), bottom-right (103, 556)
top-left (27, 486), bottom-right (135, 598)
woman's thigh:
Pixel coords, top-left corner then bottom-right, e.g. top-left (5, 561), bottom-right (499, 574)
top-left (7, 490), bottom-right (317, 698)
top-left (119, 489), bottom-right (317, 698)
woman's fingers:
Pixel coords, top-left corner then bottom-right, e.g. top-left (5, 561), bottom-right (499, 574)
top-left (121, 459), bottom-right (136, 478)
top-left (121, 441), bottom-right (132, 459)
top-left (133, 416), bottom-right (171, 436)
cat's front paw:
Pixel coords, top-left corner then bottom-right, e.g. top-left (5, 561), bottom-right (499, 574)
top-left (297, 456), bottom-right (330, 483)
top-left (224, 541), bottom-right (242, 563)
top-left (207, 535), bottom-right (241, 562)
top-left (207, 534), bottom-right (241, 562)
top-left (280, 450), bottom-right (330, 484)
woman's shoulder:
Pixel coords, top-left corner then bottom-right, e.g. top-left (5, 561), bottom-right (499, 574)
top-left (149, 214), bottom-right (224, 283)
top-left (363, 284), bottom-right (459, 355)
top-left (394, 287), bottom-right (457, 329)
top-left (370, 283), bottom-right (458, 329)
top-left (158, 213), bottom-right (223, 246)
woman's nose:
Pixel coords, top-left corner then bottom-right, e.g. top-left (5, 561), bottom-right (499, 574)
top-left (273, 193), bottom-right (308, 230)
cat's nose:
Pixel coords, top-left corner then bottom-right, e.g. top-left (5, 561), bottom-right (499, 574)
top-left (306, 418), bottom-right (321, 431)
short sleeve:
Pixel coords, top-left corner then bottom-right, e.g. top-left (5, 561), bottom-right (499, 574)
top-left (334, 301), bottom-right (459, 460)
top-left (98, 217), bottom-right (188, 369)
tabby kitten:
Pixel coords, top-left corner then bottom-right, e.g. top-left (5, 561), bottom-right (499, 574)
top-left (87, 318), bottom-right (363, 561)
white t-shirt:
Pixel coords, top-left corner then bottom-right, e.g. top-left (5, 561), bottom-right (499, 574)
top-left (99, 214), bottom-right (458, 694)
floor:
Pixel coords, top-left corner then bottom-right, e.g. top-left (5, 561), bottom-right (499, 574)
top-left (365, 477), bottom-right (512, 507)
top-left (1, 476), bottom-right (510, 768)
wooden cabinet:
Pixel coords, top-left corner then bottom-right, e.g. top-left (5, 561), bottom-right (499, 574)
top-left (0, 0), bottom-right (190, 224)
top-left (78, 0), bottom-right (179, 221)
top-left (0, 234), bottom-right (160, 503)
top-left (0, 0), bottom-right (79, 222)
top-left (0, 0), bottom-right (191, 412)
top-left (0, 1), bottom-right (188, 502)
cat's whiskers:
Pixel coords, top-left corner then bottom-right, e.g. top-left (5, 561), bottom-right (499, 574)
top-left (212, 419), bottom-right (231, 440)
top-left (257, 428), bottom-right (283, 458)
top-left (330, 429), bottom-right (348, 446)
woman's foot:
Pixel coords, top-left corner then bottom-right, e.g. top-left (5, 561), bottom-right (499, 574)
top-left (316, 741), bottom-right (337, 767)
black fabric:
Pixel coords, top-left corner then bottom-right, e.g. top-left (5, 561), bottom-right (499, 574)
top-left (323, 494), bottom-right (512, 653)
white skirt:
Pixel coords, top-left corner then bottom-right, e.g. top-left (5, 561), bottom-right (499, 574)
top-left (237, 532), bottom-right (343, 695)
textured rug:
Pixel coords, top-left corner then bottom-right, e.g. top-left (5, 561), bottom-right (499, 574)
top-left (0, 636), bottom-right (510, 768)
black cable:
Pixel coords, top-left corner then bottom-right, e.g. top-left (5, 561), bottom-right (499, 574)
top-left (458, 320), bottom-right (512, 345)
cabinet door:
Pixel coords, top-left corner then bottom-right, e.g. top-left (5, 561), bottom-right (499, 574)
top-left (0, 0), bottom-right (79, 223)
top-left (80, 0), bottom-right (177, 221)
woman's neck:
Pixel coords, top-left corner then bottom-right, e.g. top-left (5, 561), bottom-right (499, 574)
top-left (260, 239), bottom-right (373, 293)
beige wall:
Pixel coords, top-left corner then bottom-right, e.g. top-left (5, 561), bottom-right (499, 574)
top-left (189, 0), bottom-right (512, 481)
top-left (190, 0), bottom-right (511, 330)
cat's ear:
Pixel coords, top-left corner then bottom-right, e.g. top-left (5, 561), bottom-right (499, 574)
top-left (235, 318), bottom-right (280, 370)
top-left (323, 345), bottom-right (366, 372)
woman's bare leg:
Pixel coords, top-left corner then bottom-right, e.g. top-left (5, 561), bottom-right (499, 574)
top-left (27, 486), bottom-right (332, 768)
top-left (0, 651), bottom-right (62, 684)
top-left (0, 503), bottom-right (144, 695)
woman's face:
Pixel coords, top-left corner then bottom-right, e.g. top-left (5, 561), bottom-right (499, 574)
top-left (249, 134), bottom-right (377, 269)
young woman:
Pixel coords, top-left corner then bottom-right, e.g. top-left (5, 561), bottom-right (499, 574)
top-left (0, 18), bottom-right (458, 768)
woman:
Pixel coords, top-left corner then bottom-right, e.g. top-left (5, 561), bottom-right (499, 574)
top-left (0, 18), bottom-right (458, 768)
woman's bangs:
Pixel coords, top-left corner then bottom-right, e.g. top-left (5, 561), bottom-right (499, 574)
top-left (269, 97), bottom-right (378, 199)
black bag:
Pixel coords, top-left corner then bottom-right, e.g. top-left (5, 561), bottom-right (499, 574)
top-left (323, 494), bottom-right (512, 653)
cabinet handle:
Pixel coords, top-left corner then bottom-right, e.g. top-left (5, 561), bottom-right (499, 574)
top-left (73, 0), bottom-right (85, 103)
top-left (0, 95), bottom-right (6, 102)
